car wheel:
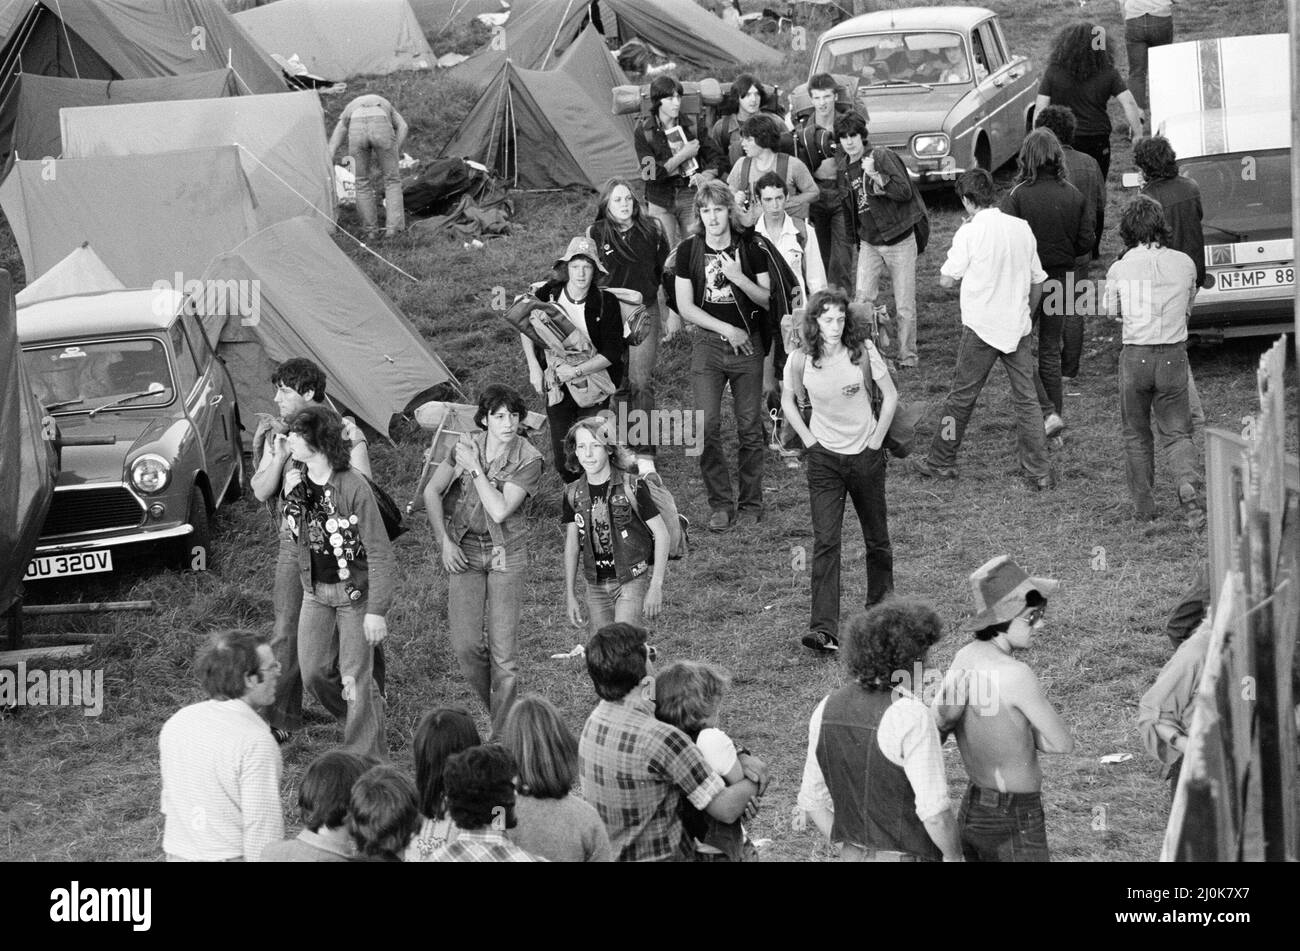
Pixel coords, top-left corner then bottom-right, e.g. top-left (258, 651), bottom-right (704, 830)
top-left (174, 485), bottom-right (212, 572)
top-left (974, 135), bottom-right (991, 171)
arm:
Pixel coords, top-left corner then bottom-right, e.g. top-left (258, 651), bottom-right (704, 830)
top-left (1117, 89), bottom-right (1144, 138)
top-left (783, 159), bottom-right (820, 219)
top-left (674, 274), bottom-right (749, 348)
top-left (519, 332), bottom-right (545, 394)
top-left (802, 224), bottom-right (828, 293)
top-left (564, 521), bottom-right (583, 628)
top-left (423, 460), bottom-right (469, 573)
top-left (642, 513), bottom-right (669, 620)
top-left (1010, 666), bottom-right (1075, 754)
top-left (326, 117), bottom-right (347, 159)
top-left (866, 356), bottom-right (896, 450)
top-left (795, 697), bottom-right (835, 839)
top-left (340, 417), bottom-right (372, 480)
top-left (870, 149), bottom-right (914, 202)
top-left (1028, 280), bottom-right (1045, 316)
top-left (939, 274), bottom-right (958, 290)
top-left (242, 739), bottom-right (285, 862)
top-left (922, 809), bottom-right (964, 862)
top-left (348, 474), bottom-right (397, 638)
top-left (391, 109), bottom-right (409, 153)
top-left (251, 433), bottom-right (289, 501)
top-left (1073, 193), bottom-right (1095, 260)
top-left (703, 778), bottom-right (760, 823)
top-left (781, 354), bottom-right (817, 448)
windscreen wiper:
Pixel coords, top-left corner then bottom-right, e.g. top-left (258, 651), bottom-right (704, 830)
top-left (87, 387), bottom-right (166, 419)
top-left (869, 79), bottom-right (934, 91)
top-left (42, 398), bottom-right (85, 412)
top-left (1203, 223), bottom-right (1248, 242)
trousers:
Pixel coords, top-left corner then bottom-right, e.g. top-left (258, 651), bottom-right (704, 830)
top-left (349, 114), bottom-right (404, 235)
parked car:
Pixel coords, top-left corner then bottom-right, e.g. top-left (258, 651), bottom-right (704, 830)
top-left (792, 5), bottom-right (1037, 184)
top-left (17, 288), bottom-right (244, 579)
top-left (1143, 33), bottom-right (1293, 341)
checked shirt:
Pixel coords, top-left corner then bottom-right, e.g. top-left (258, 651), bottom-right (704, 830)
top-left (427, 828), bottom-right (545, 862)
top-left (579, 698), bottom-right (726, 862)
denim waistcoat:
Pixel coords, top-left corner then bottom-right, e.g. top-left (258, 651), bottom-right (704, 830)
top-left (443, 430), bottom-right (542, 557)
top-left (567, 473), bottom-right (654, 584)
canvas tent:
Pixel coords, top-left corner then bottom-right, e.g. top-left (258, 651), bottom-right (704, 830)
top-left (198, 216), bottom-right (457, 439)
top-left (599, 0), bottom-right (781, 69)
top-left (440, 60), bottom-right (638, 190)
top-left (60, 91), bottom-right (334, 228)
top-left (9, 69), bottom-right (237, 160)
top-left (234, 0), bottom-right (433, 81)
top-left (556, 23), bottom-right (632, 134)
top-left (408, 0), bottom-right (545, 32)
top-left (15, 243), bottom-right (125, 307)
top-left (446, 0), bottom-right (588, 89)
top-left (0, 145), bottom-right (259, 287)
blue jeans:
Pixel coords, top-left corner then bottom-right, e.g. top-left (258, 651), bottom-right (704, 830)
top-left (298, 580), bottom-right (386, 760)
top-left (618, 303), bottom-right (661, 457)
top-left (447, 532), bottom-right (526, 737)
top-left (959, 785), bottom-right (1050, 862)
top-left (648, 188), bottom-right (698, 249)
top-left (1125, 14), bottom-right (1174, 111)
top-left (809, 195), bottom-right (854, 291)
top-left (806, 444), bottom-right (893, 638)
top-left (585, 573), bottom-right (650, 635)
top-left (858, 232), bottom-right (918, 365)
top-left (1032, 267), bottom-right (1070, 417)
top-left (1119, 344), bottom-right (1198, 513)
top-left (927, 327), bottom-right (1051, 479)
top-left (349, 114), bottom-right (404, 235)
top-left (692, 332), bottom-right (765, 517)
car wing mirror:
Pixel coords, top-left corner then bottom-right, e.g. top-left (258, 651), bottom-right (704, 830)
top-left (1121, 172), bottom-right (1142, 188)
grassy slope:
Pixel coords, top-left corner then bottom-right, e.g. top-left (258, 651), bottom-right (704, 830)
top-left (1, 0), bottom-right (1295, 862)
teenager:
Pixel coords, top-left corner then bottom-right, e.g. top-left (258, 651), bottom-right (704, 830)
top-left (634, 75), bottom-right (717, 247)
top-left (726, 114), bottom-right (819, 224)
top-left (794, 72), bottom-right (855, 290)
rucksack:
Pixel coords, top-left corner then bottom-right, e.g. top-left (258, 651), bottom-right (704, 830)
top-left (738, 153), bottom-right (791, 207)
top-left (626, 471), bottom-right (689, 560)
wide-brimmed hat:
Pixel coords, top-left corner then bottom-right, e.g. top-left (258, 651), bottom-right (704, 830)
top-left (962, 555), bottom-right (1060, 630)
top-left (554, 236), bottom-right (608, 275)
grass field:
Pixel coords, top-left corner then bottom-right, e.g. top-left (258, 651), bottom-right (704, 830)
top-left (2, 0), bottom-right (1295, 862)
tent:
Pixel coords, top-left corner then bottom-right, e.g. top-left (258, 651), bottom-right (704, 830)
top-left (60, 91), bottom-right (334, 227)
top-left (408, 0), bottom-right (548, 32)
top-left (556, 23), bottom-right (632, 135)
top-left (446, 0), bottom-right (588, 89)
top-left (0, 269), bottom-right (57, 619)
top-left (16, 243), bottom-right (125, 307)
top-left (197, 216), bottom-right (458, 439)
top-left (9, 69), bottom-right (237, 160)
top-left (440, 60), bottom-right (638, 190)
top-left (599, 0), bottom-right (782, 69)
top-left (0, 145), bottom-right (259, 287)
top-left (234, 0), bottom-right (434, 81)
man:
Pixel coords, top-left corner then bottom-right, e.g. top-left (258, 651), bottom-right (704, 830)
top-left (796, 601), bottom-right (963, 862)
top-left (674, 181), bottom-right (772, 531)
top-left (578, 622), bottom-right (766, 861)
top-left (837, 111), bottom-right (928, 369)
top-left (250, 358), bottom-right (375, 744)
top-left (794, 73), bottom-right (855, 289)
top-left (159, 630), bottom-right (284, 861)
top-left (907, 169), bottom-right (1055, 490)
top-left (260, 750), bottom-right (373, 861)
top-left (933, 556), bottom-right (1075, 862)
top-left (1139, 618), bottom-right (1211, 796)
top-left (1121, 0), bottom-right (1175, 111)
top-left (327, 93), bottom-right (408, 237)
top-left (429, 745), bottom-right (544, 862)
top-left (753, 171), bottom-right (827, 304)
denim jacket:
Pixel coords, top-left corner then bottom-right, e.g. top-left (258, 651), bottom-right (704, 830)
top-left (443, 430), bottom-right (543, 559)
top-left (294, 467), bottom-right (396, 615)
top-left (566, 473), bottom-right (654, 584)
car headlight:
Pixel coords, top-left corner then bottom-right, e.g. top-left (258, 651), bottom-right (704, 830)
top-left (912, 134), bottom-right (950, 157)
top-left (130, 454), bottom-right (172, 494)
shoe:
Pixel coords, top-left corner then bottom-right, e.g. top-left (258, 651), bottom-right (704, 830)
top-left (801, 631), bottom-right (839, 653)
top-left (906, 457), bottom-right (958, 480)
top-left (1047, 435), bottom-right (1065, 451)
top-left (270, 728), bottom-right (293, 745)
top-left (1044, 413), bottom-right (1065, 437)
top-left (1135, 506), bottom-right (1157, 522)
top-left (735, 511), bottom-right (760, 528)
top-left (1029, 470), bottom-right (1057, 491)
top-left (707, 510), bottom-right (733, 532)
top-left (1177, 482), bottom-right (1200, 507)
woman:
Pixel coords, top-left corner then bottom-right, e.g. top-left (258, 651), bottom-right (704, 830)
top-left (1035, 21), bottom-right (1144, 186)
top-left (423, 385), bottom-right (543, 738)
top-left (562, 417), bottom-right (670, 634)
top-left (519, 236), bottom-right (627, 482)
top-left (634, 75), bottom-right (714, 246)
top-left (780, 287), bottom-right (896, 653)
top-left (500, 694), bottom-right (612, 862)
top-left (404, 707), bottom-right (480, 861)
top-left (710, 73), bottom-right (791, 176)
top-left (1001, 128), bottom-right (1091, 440)
top-left (726, 114), bottom-right (819, 224)
top-left (588, 179), bottom-right (673, 466)
top-left (284, 404), bottom-right (395, 760)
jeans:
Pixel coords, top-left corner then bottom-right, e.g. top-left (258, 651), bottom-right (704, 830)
top-left (857, 232), bottom-right (918, 365)
top-left (546, 387), bottom-right (609, 482)
top-left (806, 445), bottom-right (893, 638)
top-left (692, 332), bottom-right (766, 517)
top-left (927, 327), bottom-right (1051, 479)
top-left (349, 115), bottom-right (404, 235)
top-left (299, 581), bottom-right (386, 760)
top-left (447, 532), bottom-right (525, 738)
top-left (648, 187), bottom-right (698, 248)
top-left (618, 303), bottom-right (660, 457)
top-left (1125, 14), bottom-right (1174, 111)
top-left (1032, 267), bottom-right (1070, 416)
top-left (585, 573), bottom-right (650, 635)
top-left (1061, 313), bottom-right (1084, 379)
top-left (1119, 344), bottom-right (1198, 514)
top-left (809, 196), bottom-right (854, 291)
top-left (959, 785), bottom-right (1050, 862)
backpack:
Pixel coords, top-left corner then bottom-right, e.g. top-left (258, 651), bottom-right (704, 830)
top-left (738, 153), bottom-right (791, 208)
top-left (626, 471), bottom-right (690, 560)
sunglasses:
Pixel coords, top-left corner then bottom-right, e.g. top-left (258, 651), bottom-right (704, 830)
top-left (1021, 605), bottom-right (1046, 626)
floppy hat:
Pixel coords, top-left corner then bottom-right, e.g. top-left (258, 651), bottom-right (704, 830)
top-left (962, 555), bottom-right (1060, 630)
top-left (554, 236), bottom-right (608, 275)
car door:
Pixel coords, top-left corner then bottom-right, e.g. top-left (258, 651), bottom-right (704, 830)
top-left (171, 319), bottom-right (231, 500)
top-left (967, 25), bottom-right (1001, 168)
top-left (985, 17), bottom-right (1035, 165)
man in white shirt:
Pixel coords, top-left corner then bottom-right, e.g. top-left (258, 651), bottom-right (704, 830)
top-left (753, 171), bottom-right (827, 305)
top-left (159, 630), bottom-right (284, 861)
top-left (907, 169), bottom-right (1054, 490)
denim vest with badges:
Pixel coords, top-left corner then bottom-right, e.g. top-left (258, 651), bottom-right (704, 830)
top-left (443, 430), bottom-right (541, 565)
top-left (567, 473), bottom-right (654, 585)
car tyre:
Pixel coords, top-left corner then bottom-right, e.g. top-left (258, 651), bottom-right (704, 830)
top-left (174, 485), bottom-right (212, 572)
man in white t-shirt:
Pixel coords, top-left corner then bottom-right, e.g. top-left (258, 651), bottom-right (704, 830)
top-left (907, 169), bottom-right (1054, 490)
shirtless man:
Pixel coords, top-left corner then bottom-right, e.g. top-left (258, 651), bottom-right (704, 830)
top-left (933, 555), bottom-right (1075, 861)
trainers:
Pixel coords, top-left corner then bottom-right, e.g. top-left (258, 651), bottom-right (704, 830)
top-left (906, 457), bottom-right (958, 480)
top-left (801, 631), bottom-right (839, 653)
top-left (1044, 413), bottom-right (1065, 437)
top-left (707, 510), bottom-right (733, 532)
top-left (1029, 470), bottom-right (1057, 491)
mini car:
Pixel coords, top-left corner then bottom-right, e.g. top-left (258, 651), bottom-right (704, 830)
top-left (794, 5), bottom-right (1037, 184)
top-left (17, 288), bottom-right (244, 580)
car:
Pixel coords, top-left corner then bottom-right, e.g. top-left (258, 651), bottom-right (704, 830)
top-left (1143, 33), bottom-right (1293, 341)
top-left (793, 5), bottom-right (1037, 184)
top-left (17, 288), bottom-right (244, 580)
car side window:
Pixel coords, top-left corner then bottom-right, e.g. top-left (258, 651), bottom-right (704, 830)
top-left (170, 323), bottom-right (200, 395)
top-left (970, 31), bottom-right (992, 81)
top-left (977, 22), bottom-right (1005, 73)
top-left (183, 314), bottom-right (217, 368)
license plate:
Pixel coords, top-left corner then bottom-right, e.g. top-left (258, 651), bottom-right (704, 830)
top-left (1216, 266), bottom-right (1294, 291)
top-left (24, 550), bottom-right (113, 580)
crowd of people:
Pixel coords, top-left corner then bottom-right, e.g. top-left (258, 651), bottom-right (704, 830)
top-left (156, 6), bottom-right (1217, 862)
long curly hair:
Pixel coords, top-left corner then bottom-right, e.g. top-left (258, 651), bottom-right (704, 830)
top-left (1132, 136), bottom-right (1180, 182)
top-left (592, 177), bottom-right (662, 249)
top-left (1015, 127), bottom-right (1068, 186)
top-left (288, 404), bottom-right (351, 471)
top-left (1048, 21), bottom-right (1113, 82)
top-left (842, 599), bottom-right (944, 688)
top-left (800, 286), bottom-right (868, 366)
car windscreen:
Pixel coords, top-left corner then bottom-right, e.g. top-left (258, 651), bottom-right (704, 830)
top-left (21, 338), bottom-right (175, 414)
top-left (816, 31), bottom-right (970, 85)
top-left (1181, 149), bottom-right (1291, 244)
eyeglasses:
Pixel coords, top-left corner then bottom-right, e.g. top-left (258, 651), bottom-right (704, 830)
top-left (259, 659), bottom-right (282, 676)
top-left (1021, 605), bottom-right (1046, 626)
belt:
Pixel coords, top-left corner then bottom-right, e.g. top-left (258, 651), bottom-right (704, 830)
top-left (968, 784), bottom-right (1041, 808)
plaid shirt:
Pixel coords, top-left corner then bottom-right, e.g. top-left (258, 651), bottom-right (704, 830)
top-left (427, 828), bottom-right (545, 863)
top-left (579, 698), bottom-right (726, 862)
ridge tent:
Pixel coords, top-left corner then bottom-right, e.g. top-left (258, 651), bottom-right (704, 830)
top-left (0, 145), bottom-right (259, 287)
top-left (197, 216), bottom-right (458, 440)
top-left (9, 69), bottom-right (237, 160)
top-left (599, 0), bottom-right (782, 69)
top-left (15, 242), bottom-right (125, 307)
top-left (446, 0), bottom-right (589, 90)
top-left (234, 0), bottom-right (433, 81)
top-left (556, 23), bottom-right (632, 134)
top-left (407, 0), bottom-right (535, 34)
top-left (60, 91), bottom-right (334, 227)
top-left (439, 60), bottom-right (638, 190)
